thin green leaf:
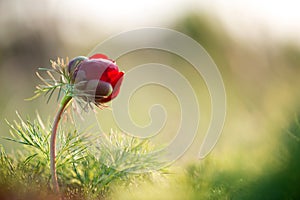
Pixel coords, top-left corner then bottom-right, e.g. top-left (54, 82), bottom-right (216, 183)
top-left (23, 153), bottom-right (38, 165)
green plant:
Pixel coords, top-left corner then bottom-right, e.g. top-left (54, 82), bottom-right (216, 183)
top-left (32, 54), bottom-right (125, 193)
top-left (0, 56), bottom-right (164, 199)
top-left (1, 112), bottom-right (164, 199)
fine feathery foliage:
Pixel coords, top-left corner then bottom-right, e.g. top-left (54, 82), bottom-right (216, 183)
top-left (28, 57), bottom-right (109, 111)
top-left (26, 57), bottom-right (87, 112)
top-left (28, 58), bottom-right (72, 104)
top-left (1, 113), bottom-right (165, 199)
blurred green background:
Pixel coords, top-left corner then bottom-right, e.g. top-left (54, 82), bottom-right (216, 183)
top-left (1, 0), bottom-right (300, 199)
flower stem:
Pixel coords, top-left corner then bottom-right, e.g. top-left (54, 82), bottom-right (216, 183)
top-left (50, 95), bottom-right (72, 194)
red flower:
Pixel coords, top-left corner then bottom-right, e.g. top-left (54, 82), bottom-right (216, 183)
top-left (68, 54), bottom-right (124, 105)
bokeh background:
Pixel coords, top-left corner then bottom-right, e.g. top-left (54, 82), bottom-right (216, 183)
top-left (1, 0), bottom-right (300, 199)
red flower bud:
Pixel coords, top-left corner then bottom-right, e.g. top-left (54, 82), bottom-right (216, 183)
top-left (68, 54), bottom-right (124, 105)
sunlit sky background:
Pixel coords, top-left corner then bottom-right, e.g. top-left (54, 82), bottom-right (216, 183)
top-left (1, 0), bottom-right (299, 46)
top-left (54, 0), bottom-right (300, 41)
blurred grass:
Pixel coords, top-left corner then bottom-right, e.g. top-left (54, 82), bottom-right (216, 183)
top-left (112, 113), bottom-right (300, 199)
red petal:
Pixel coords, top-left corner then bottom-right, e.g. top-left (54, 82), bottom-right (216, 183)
top-left (89, 54), bottom-right (109, 59)
top-left (100, 65), bottom-right (119, 84)
top-left (98, 72), bottom-right (124, 103)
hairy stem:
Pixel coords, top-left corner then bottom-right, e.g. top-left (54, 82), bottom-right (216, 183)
top-left (50, 95), bottom-right (72, 193)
